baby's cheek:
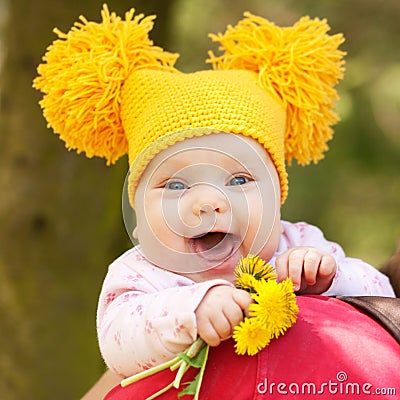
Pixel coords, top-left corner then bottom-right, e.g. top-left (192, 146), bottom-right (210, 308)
top-left (253, 223), bottom-right (282, 262)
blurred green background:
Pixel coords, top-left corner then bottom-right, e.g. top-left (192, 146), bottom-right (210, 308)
top-left (0, 0), bottom-right (398, 398)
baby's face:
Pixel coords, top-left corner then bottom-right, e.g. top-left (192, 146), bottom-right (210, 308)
top-left (133, 133), bottom-right (282, 283)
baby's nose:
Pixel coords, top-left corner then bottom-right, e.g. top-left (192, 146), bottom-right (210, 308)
top-left (190, 185), bottom-right (229, 216)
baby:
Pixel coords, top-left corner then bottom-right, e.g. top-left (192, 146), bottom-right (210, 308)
top-left (100, 131), bottom-right (393, 375)
top-left (33, 5), bottom-right (395, 378)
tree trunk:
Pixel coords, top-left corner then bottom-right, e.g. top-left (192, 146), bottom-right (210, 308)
top-left (0, 1), bottom-right (174, 398)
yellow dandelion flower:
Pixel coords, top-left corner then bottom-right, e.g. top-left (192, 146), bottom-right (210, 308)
top-left (235, 272), bottom-right (259, 292)
top-left (250, 278), bottom-right (298, 339)
top-left (234, 255), bottom-right (277, 283)
top-left (233, 317), bottom-right (271, 356)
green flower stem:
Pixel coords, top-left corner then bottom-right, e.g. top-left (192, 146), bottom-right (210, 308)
top-left (146, 381), bottom-right (175, 400)
top-left (194, 344), bottom-right (209, 400)
top-left (120, 338), bottom-right (205, 388)
top-left (173, 361), bottom-right (190, 388)
top-left (173, 338), bottom-right (206, 388)
top-left (170, 359), bottom-right (184, 371)
top-left (121, 356), bottom-right (180, 387)
top-left (186, 337), bottom-right (205, 357)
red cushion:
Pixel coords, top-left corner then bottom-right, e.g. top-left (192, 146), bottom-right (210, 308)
top-left (105, 296), bottom-right (400, 399)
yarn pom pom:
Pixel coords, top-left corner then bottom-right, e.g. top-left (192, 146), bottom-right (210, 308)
top-left (208, 13), bottom-right (346, 165)
top-left (33, 4), bottom-right (178, 164)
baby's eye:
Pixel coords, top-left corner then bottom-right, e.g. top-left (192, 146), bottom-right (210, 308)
top-left (227, 176), bottom-right (250, 186)
top-left (166, 181), bottom-right (187, 190)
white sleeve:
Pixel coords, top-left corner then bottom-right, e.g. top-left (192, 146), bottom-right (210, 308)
top-left (96, 248), bottom-right (232, 377)
top-left (322, 257), bottom-right (395, 297)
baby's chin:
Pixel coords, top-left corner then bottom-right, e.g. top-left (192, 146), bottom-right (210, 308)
top-left (179, 250), bottom-right (242, 283)
top-left (140, 234), bottom-right (247, 277)
top-left (181, 269), bottom-right (236, 284)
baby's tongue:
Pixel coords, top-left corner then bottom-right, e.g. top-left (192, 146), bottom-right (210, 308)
top-left (191, 232), bottom-right (234, 262)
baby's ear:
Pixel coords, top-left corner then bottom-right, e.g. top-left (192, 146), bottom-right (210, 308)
top-left (132, 227), bottom-right (139, 240)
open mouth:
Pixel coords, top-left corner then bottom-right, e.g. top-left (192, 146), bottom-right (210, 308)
top-left (188, 232), bottom-right (239, 263)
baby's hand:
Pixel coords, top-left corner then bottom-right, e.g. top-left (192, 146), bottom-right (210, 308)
top-left (195, 286), bottom-right (252, 347)
top-left (275, 246), bottom-right (337, 294)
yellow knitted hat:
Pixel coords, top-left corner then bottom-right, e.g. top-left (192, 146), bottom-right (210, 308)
top-left (33, 5), bottom-right (345, 204)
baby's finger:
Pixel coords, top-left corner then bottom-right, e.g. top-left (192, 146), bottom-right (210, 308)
top-left (288, 248), bottom-right (308, 291)
top-left (319, 255), bottom-right (337, 277)
top-left (222, 302), bottom-right (245, 329)
top-left (275, 252), bottom-right (290, 281)
top-left (197, 320), bottom-right (221, 347)
top-left (303, 249), bottom-right (323, 286)
top-left (211, 314), bottom-right (233, 342)
top-left (232, 289), bottom-right (252, 317)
